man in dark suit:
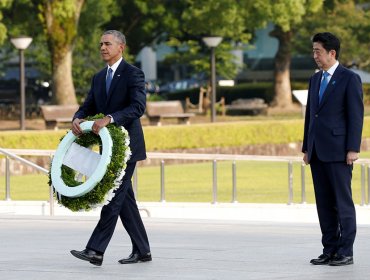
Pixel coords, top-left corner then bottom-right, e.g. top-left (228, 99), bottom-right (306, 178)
top-left (302, 32), bottom-right (363, 266)
top-left (70, 30), bottom-right (151, 266)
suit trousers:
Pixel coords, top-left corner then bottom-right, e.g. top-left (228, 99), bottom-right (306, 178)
top-left (310, 149), bottom-right (356, 256)
top-left (86, 162), bottom-right (150, 255)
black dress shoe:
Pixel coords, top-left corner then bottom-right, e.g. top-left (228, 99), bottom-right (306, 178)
top-left (329, 255), bottom-right (353, 266)
top-left (118, 252), bottom-right (152, 264)
top-left (310, 253), bottom-right (334, 265)
top-left (70, 249), bottom-right (103, 266)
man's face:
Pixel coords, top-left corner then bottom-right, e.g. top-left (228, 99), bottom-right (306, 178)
top-left (312, 42), bottom-right (336, 71)
top-left (100, 34), bottom-right (125, 66)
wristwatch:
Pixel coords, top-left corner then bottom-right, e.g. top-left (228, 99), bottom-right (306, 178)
top-left (106, 115), bottom-right (114, 123)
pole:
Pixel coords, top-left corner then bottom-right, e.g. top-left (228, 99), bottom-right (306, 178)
top-left (19, 49), bottom-right (26, 130)
top-left (301, 163), bottom-right (306, 204)
top-left (5, 156), bottom-right (11, 201)
top-left (212, 160), bottom-right (217, 203)
top-left (160, 160), bottom-right (165, 202)
top-left (288, 161), bottom-right (293, 205)
top-left (210, 47), bottom-right (216, 123)
top-left (232, 161), bottom-right (237, 203)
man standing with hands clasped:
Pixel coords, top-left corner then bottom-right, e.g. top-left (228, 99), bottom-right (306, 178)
top-left (302, 32), bottom-right (364, 266)
top-left (70, 30), bottom-right (151, 266)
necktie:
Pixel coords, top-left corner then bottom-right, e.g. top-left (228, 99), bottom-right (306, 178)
top-left (319, 71), bottom-right (329, 103)
top-left (106, 68), bottom-right (113, 94)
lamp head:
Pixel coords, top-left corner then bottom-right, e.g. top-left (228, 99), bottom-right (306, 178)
top-left (202, 37), bottom-right (223, 48)
top-left (11, 36), bottom-right (33, 50)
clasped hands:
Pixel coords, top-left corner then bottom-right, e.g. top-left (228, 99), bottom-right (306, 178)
top-left (72, 116), bottom-right (111, 136)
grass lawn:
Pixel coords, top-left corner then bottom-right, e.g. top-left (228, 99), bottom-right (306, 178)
top-left (0, 160), bottom-right (367, 205)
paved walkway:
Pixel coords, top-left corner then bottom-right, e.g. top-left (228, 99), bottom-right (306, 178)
top-left (1, 215), bottom-right (370, 280)
top-left (2, 201), bottom-right (370, 224)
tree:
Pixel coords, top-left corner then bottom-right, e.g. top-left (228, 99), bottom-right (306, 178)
top-left (250, 0), bottom-right (323, 108)
top-left (36, 0), bottom-right (85, 105)
top-left (294, 0), bottom-right (370, 69)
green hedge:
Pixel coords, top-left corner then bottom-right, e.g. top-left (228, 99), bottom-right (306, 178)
top-left (1, 117), bottom-right (370, 151)
top-left (0, 131), bottom-right (66, 150)
top-left (144, 120), bottom-right (304, 150)
top-left (165, 82), bottom-right (370, 105)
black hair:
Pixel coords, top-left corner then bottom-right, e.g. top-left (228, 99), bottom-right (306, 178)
top-left (312, 32), bottom-right (340, 59)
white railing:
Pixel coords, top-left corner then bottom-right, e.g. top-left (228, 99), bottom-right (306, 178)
top-left (0, 148), bottom-right (54, 215)
top-left (1, 148), bottom-right (370, 216)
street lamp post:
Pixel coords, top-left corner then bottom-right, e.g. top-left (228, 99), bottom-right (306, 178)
top-left (10, 36), bottom-right (33, 130)
top-left (202, 36), bottom-right (222, 123)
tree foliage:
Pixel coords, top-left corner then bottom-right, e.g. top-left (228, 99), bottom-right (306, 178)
top-left (104, 0), bottom-right (253, 81)
top-left (107, 0), bottom-right (184, 56)
top-left (0, 0), bottom-right (12, 45)
top-left (72, 0), bottom-right (115, 96)
top-left (294, 0), bottom-right (370, 69)
top-left (163, 0), bottom-right (253, 80)
top-left (3, 0), bottom-right (47, 73)
top-left (181, 0), bottom-right (250, 41)
top-left (252, 0), bottom-right (322, 31)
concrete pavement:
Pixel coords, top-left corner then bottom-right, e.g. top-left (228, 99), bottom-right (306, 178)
top-left (1, 215), bottom-right (370, 280)
top-left (1, 200), bottom-right (370, 224)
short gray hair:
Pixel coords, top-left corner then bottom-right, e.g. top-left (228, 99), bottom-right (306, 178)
top-left (103, 30), bottom-right (126, 44)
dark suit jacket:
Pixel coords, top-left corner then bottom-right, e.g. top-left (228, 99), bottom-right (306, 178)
top-left (74, 59), bottom-right (146, 163)
top-left (302, 64), bottom-right (364, 162)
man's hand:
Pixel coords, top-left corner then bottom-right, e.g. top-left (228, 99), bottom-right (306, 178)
top-left (72, 118), bottom-right (85, 136)
top-left (303, 152), bottom-right (309, 165)
top-left (346, 151), bottom-right (359, 165)
top-left (91, 116), bottom-right (111, 135)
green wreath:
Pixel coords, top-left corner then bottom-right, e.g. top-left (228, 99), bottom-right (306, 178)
top-left (48, 113), bottom-right (131, 212)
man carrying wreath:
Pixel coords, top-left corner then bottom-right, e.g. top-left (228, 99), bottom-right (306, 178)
top-left (70, 30), bottom-right (151, 266)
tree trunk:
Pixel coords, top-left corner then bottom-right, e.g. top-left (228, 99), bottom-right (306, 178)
top-left (270, 26), bottom-right (293, 108)
top-left (52, 49), bottom-right (76, 104)
top-left (42, 0), bottom-right (85, 105)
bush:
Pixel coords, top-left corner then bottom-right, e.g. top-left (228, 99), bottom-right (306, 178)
top-left (146, 94), bottom-right (164, 102)
top-left (144, 120), bottom-right (305, 150)
top-left (1, 117), bottom-right (370, 151)
top-left (0, 130), bottom-right (66, 150)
